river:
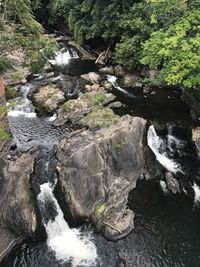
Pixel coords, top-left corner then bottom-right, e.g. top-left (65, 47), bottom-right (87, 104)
top-left (1, 43), bottom-right (200, 267)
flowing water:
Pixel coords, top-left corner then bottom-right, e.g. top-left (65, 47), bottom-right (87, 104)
top-left (2, 45), bottom-right (200, 267)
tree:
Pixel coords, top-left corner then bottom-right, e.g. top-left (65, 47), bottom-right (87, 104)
top-left (141, 9), bottom-right (200, 88)
top-left (0, 0), bottom-right (57, 74)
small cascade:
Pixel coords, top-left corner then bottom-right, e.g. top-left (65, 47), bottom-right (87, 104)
top-left (192, 183), bottom-right (200, 204)
top-left (37, 182), bottom-right (97, 267)
top-left (7, 82), bottom-right (64, 150)
top-left (160, 181), bottom-right (169, 195)
top-left (49, 47), bottom-right (79, 66)
top-left (8, 84), bottom-right (36, 118)
top-left (107, 75), bottom-right (134, 97)
top-left (147, 125), bottom-right (183, 174)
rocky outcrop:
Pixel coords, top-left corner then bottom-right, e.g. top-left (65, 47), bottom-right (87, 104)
top-left (99, 65), bottom-right (125, 77)
top-left (0, 154), bottom-right (37, 260)
top-left (54, 89), bottom-right (116, 128)
top-left (192, 128), bottom-right (200, 157)
top-left (81, 72), bottom-right (101, 84)
top-left (120, 74), bottom-right (143, 88)
top-left (33, 84), bottom-right (65, 114)
top-left (57, 115), bottom-right (149, 240)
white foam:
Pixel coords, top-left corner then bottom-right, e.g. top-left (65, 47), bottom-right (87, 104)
top-left (192, 183), bottom-right (200, 203)
top-left (49, 48), bottom-right (79, 66)
top-left (8, 110), bottom-right (37, 118)
top-left (107, 75), bottom-right (133, 96)
top-left (147, 125), bottom-right (183, 174)
top-left (48, 114), bottom-right (57, 122)
top-left (37, 183), bottom-right (97, 267)
top-left (160, 181), bottom-right (169, 195)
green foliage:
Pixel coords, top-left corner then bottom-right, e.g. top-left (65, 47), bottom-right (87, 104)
top-left (0, 0), bottom-right (57, 73)
top-left (141, 9), bottom-right (200, 88)
top-left (0, 128), bottom-right (10, 141)
top-left (5, 86), bottom-right (21, 100)
top-left (96, 203), bottom-right (106, 215)
top-left (94, 92), bottom-right (107, 105)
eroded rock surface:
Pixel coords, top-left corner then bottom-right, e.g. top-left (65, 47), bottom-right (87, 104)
top-left (57, 115), bottom-right (148, 240)
top-left (0, 154), bottom-right (37, 260)
top-left (33, 84), bottom-right (65, 113)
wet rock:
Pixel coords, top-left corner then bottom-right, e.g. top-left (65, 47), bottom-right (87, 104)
top-left (192, 128), bottom-right (200, 157)
top-left (165, 172), bottom-right (181, 194)
top-left (120, 74), bottom-right (142, 88)
top-left (81, 72), bottom-right (101, 84)
top-left (99, 66), bottom-right (115, 76)
top-left (68, 41), bottom-right (96, 60)
top-left (99, 65), bottom-right (125, 77)
top-left (102, 81), bottom-right (113, 91)
top-left (114, 65), bottom-right (126, 77)
top-left (54, 90), bottom-right (115, 127)
top-left (85, 84), bottom-right (102, 92)
top-left (57, 115), bottom-right (148, 240)
top-left (33, 84), bottom-right (65, 114)
top-left (182, 88), bottom-right (200, 122)
top-left (0, 154), bottom-right (37, 259)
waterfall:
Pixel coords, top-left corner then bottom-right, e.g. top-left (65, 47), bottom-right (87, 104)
top-left (49, 47), bottom-right (79, 66)
top-left (147, 125), bottom-right (183, 174)
top-left (107, 75), bottom-right (133, 97)
top-left (7, 84), bottom-right (36, 118)
top-left (160, 181), bottom-right (169, 195)
top-left (37, 182), bottom-right (97, 267)
top-left (192, 183), bottom-right (200, 203)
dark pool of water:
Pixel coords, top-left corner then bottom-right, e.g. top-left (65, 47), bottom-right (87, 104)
top-left (112, 86), bottom-right (193, 126)
top-left (2, 180), bottom-right (200, 267)
top-left (54, 59), bottom-right (98, 76)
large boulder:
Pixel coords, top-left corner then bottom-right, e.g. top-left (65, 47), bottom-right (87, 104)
top-left (120, 74), bottom-right (142, 88)
top-left (0, 154), bottom-right (37, 260)
top-left (33, 84), bottom-right (65, 114)
top-left (81, 72), bottom-right (101, 84)
top-left (57, 115), bottom-right (148, 240)
top-left (54, 90), bottom-right (116, 128)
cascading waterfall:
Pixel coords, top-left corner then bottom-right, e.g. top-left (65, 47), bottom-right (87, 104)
top-left (107, 75), bottom-right (134, 97)
top-left (49, 47), bottom-right (79, 66)
top-left (192, 183), bottom-right (200, 203)
top-left (147, 125), bottom-right (183, 174)
top-left (37, 182), bottom-right (97, 267)
top-left (159, 180), bottom-right (169, 194)
top-left (8, 84), bottom-right (36, 118)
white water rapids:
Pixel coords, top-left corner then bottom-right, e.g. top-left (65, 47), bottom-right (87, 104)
top-left (37, 183), bottom-right (97, 267)
top-left (192, 183), bottom-right (200, 204)
top-left (107, 75), bottom-right (133, 96)
top-left (49, 47), bottom-right (79, 66)
top-left (147, 125), bottom-right (183, 174)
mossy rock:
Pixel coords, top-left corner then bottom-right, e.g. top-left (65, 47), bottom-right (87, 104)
top-left (80, 107), bottom-right (119, 128)
top-left (5, 85), bottom-right (21, 100)
top-left (0, 128), bottom-right (10, 141)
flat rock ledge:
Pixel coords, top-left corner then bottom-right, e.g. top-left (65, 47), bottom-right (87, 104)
top-left (57, 115), bottom-right (148, 240)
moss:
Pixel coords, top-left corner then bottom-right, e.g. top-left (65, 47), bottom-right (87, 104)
top-left (96, 203), bottom-right (106, 215)
top-left (114, 139), bottom-right (126, 151)
top-left (81, 107), bottom-right (119, 128)
top-left (12, 71), bottom-right (23, 83)
top-left (94, 92), bottom-right (107, 105)
top-left (62, 100), bottom-right (78, 113)
top-left (5, 85), bottom-right (20, 100)
top-left (0, 128), bottom-right (10, 141)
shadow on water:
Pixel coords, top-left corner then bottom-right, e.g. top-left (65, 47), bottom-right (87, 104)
top-left (110, 85), bottom-right (193, 127)
top-left (2, 180), bottom-right (200, 267)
